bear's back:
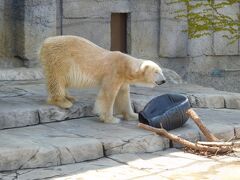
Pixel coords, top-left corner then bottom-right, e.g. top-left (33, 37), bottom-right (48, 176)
top-left (41, 36), bottom-right (106, 61)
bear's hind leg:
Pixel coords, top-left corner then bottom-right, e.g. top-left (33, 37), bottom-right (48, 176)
top-left (47, 76), bottom-right (73, 109)
top-left (114, 84), bottom-right (138, 121)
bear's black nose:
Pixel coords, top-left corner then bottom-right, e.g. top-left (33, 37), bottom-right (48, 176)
top-left (156, 80), bottom-right (166, 85)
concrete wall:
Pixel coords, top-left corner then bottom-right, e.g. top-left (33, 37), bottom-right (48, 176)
top-left (61, 0), bottom-right (160, 59)
top-left (17, 0), bottom-right (57, 67)
top-left (0, 0), bottom-right (15, 57)
top-left (158, 1), bottom-right (240, 92)
top-left (1, 0), bottom-right (240, 92)
top-left (0, 0), bottom-right (24, 67)
top-left (0, 0), bottom-right (57, 67)
top-left (159, 0), bottom-right (188, 57)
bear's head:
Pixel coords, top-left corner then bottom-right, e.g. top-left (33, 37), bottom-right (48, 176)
top-left (132, 60), bottom-right (166, 87)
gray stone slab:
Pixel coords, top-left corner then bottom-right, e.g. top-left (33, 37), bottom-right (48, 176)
top-left (63, 0), bottom-right (130, 18)
top-left (162, 68), bottom-right (184, 84)
top-left (1, 80), bottom-right (240, 130)
top-left (0, 172), bottom-right (16, 180)
top-left (194, 108), bottom-right (240, 126)
top-left (38, 101), bottom-right (94, 123)
top-left (191, 108), bottom-right (239, 140)
top-left (188, 94), bottom-right (225, 109)
top-left (45, 117), bottom-right (169, 156)
top-left (9, 147), bottom-right (240, 180)
top-left (62, 18), bottom-right (111, 50)
top-left (224, 95), bottom-right (240, 109)
top-left (16, 157), bottom-right (150, 180)
top-left (0, 84), bottom-right (96, 129)
top-left (0, 107), bottom-right (39, 129)
top-left (0, 124), bottom-right (103, 171)
top-left (200, 123), bottom-right (234, 141)
top-left (109, 148), bottom-right (210, 173)
top-left (131, 86), bottom-right (227, 112)
top-left (129, 6), bottom-right (159, 58)
top-left (235, 126), bottom-right (240, 138)
top-left (187, 1), bottom-right (214, 56)
top-left (0, 68), bottom-right (43, 80)
top-left (159, 0), bottom-right (188, 57)
top-left (186, 55), bottom-right (240, 93)
top-left (188, 36), bottom-right (213, 56)
top-left (16, 0), bottom-right (57, 67)
top-left (213, 2), bottom-right (239, 55)
top-left (0, 0), bottom-right (16, 58)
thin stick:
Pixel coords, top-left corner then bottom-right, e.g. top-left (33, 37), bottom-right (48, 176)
top-left (138, 123), bottom-right (232, 154)
top-left (197, 141), bottom-right (234, 146)
top-left (186, 109), bottom-right (219, 142)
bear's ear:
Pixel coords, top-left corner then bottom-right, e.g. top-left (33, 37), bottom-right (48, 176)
top-left (139, 62), bottom-right (150, 73)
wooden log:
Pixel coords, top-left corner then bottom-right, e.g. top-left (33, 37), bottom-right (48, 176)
top-left (138, 123), bottom-right (232, 154)
top-left (186, 109), bottom-right (219, 142)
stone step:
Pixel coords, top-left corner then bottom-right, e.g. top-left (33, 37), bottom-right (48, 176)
top-left (0, 68), bottom-right (43, 81)
top-left (0, 108), bottom-right (239, 171)
top-left (2, 148), bottom-right (240, 180)
top-left (0, 117), bottom-right (167, 172)
top-left (1, 81), bottom-right (240, 130)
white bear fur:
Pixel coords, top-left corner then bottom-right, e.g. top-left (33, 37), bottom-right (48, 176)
top-left (39, 35), bottom-right (165, 123)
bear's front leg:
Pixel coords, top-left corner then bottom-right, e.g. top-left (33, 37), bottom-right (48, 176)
top-left (114, 84), bottom-right (138, 121)
top-left (94, 80), bottom-right (122, 123)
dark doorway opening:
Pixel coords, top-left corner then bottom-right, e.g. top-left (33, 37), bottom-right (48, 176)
top-left (111, 13), bottom-right (127, 53)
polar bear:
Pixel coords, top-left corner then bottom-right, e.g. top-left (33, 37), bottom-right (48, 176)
top-left (39, 35), bottom-right (166, 123)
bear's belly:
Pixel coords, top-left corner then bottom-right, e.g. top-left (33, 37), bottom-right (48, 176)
top-left (67, 66), bottom-right (98, 88)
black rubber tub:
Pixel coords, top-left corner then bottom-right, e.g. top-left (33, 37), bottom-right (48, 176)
top-left (138, 94), bottom-right (190, 130)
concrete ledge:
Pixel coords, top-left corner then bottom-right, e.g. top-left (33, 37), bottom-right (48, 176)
top-left (2, 147), bottom-right (240, 180)
top-left (1, 81), bottom-right (240, 130)
top-left (0, 123), bottom-right (103, 171)
top-left (0, 109), bottom-right (239, 171)
top-left (0, 68), bottom-right (43, 80)
top-left (0, 117), bottom-right (168, 171)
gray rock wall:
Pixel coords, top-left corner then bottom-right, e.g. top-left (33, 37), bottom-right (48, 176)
top-left (159, 0), bottom-right (188, 57)
top-left (0, 0), bottom-right (240, 92)
top-left (62, 0), bottom-right (160, 59)
top-left (18, 0), bottom-right (57, 67)
top-left (129, 0), bottom-right (160, 59)
top-left (157, 0), bottom-right (240, 92)
top-left (0, 0), bottom-right (15, 58)
top-left (213, 1), bottom-right (239, 55)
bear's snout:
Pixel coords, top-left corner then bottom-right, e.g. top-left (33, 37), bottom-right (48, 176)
top-left (155, 79), bottom-right (166, 85)
top-left (154, 71), bottom-right (166, 86)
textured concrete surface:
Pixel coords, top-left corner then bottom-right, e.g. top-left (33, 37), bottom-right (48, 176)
top-left (213, 2), bottom-right (239, 55)
top-left (1, 0), bottom-right (240, 94)
top-left (161, 55), bottom-right (240, 93)
top-left (1, 80), bottom-right (240, 130)
top-left (0, 107), bottom-right (239, 171)
top-left (0, 68), bottom-right (43, 80)
top-left (0, 117), bottom-right (168, 171)
top-left (0, 123), bottom-right (103, 171)
top-left (21, 0), bottom-right (57, 67)
top-left (0, 0), bottom-right (15, 58)
top-left (0, 80), bottom-right (240, 172)
top-left (159, 0), bottom-right (188, 57)
top-left (0, 0), bottom-right (57, 67)
top-left (1, 148), bottom-right (240, 180)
